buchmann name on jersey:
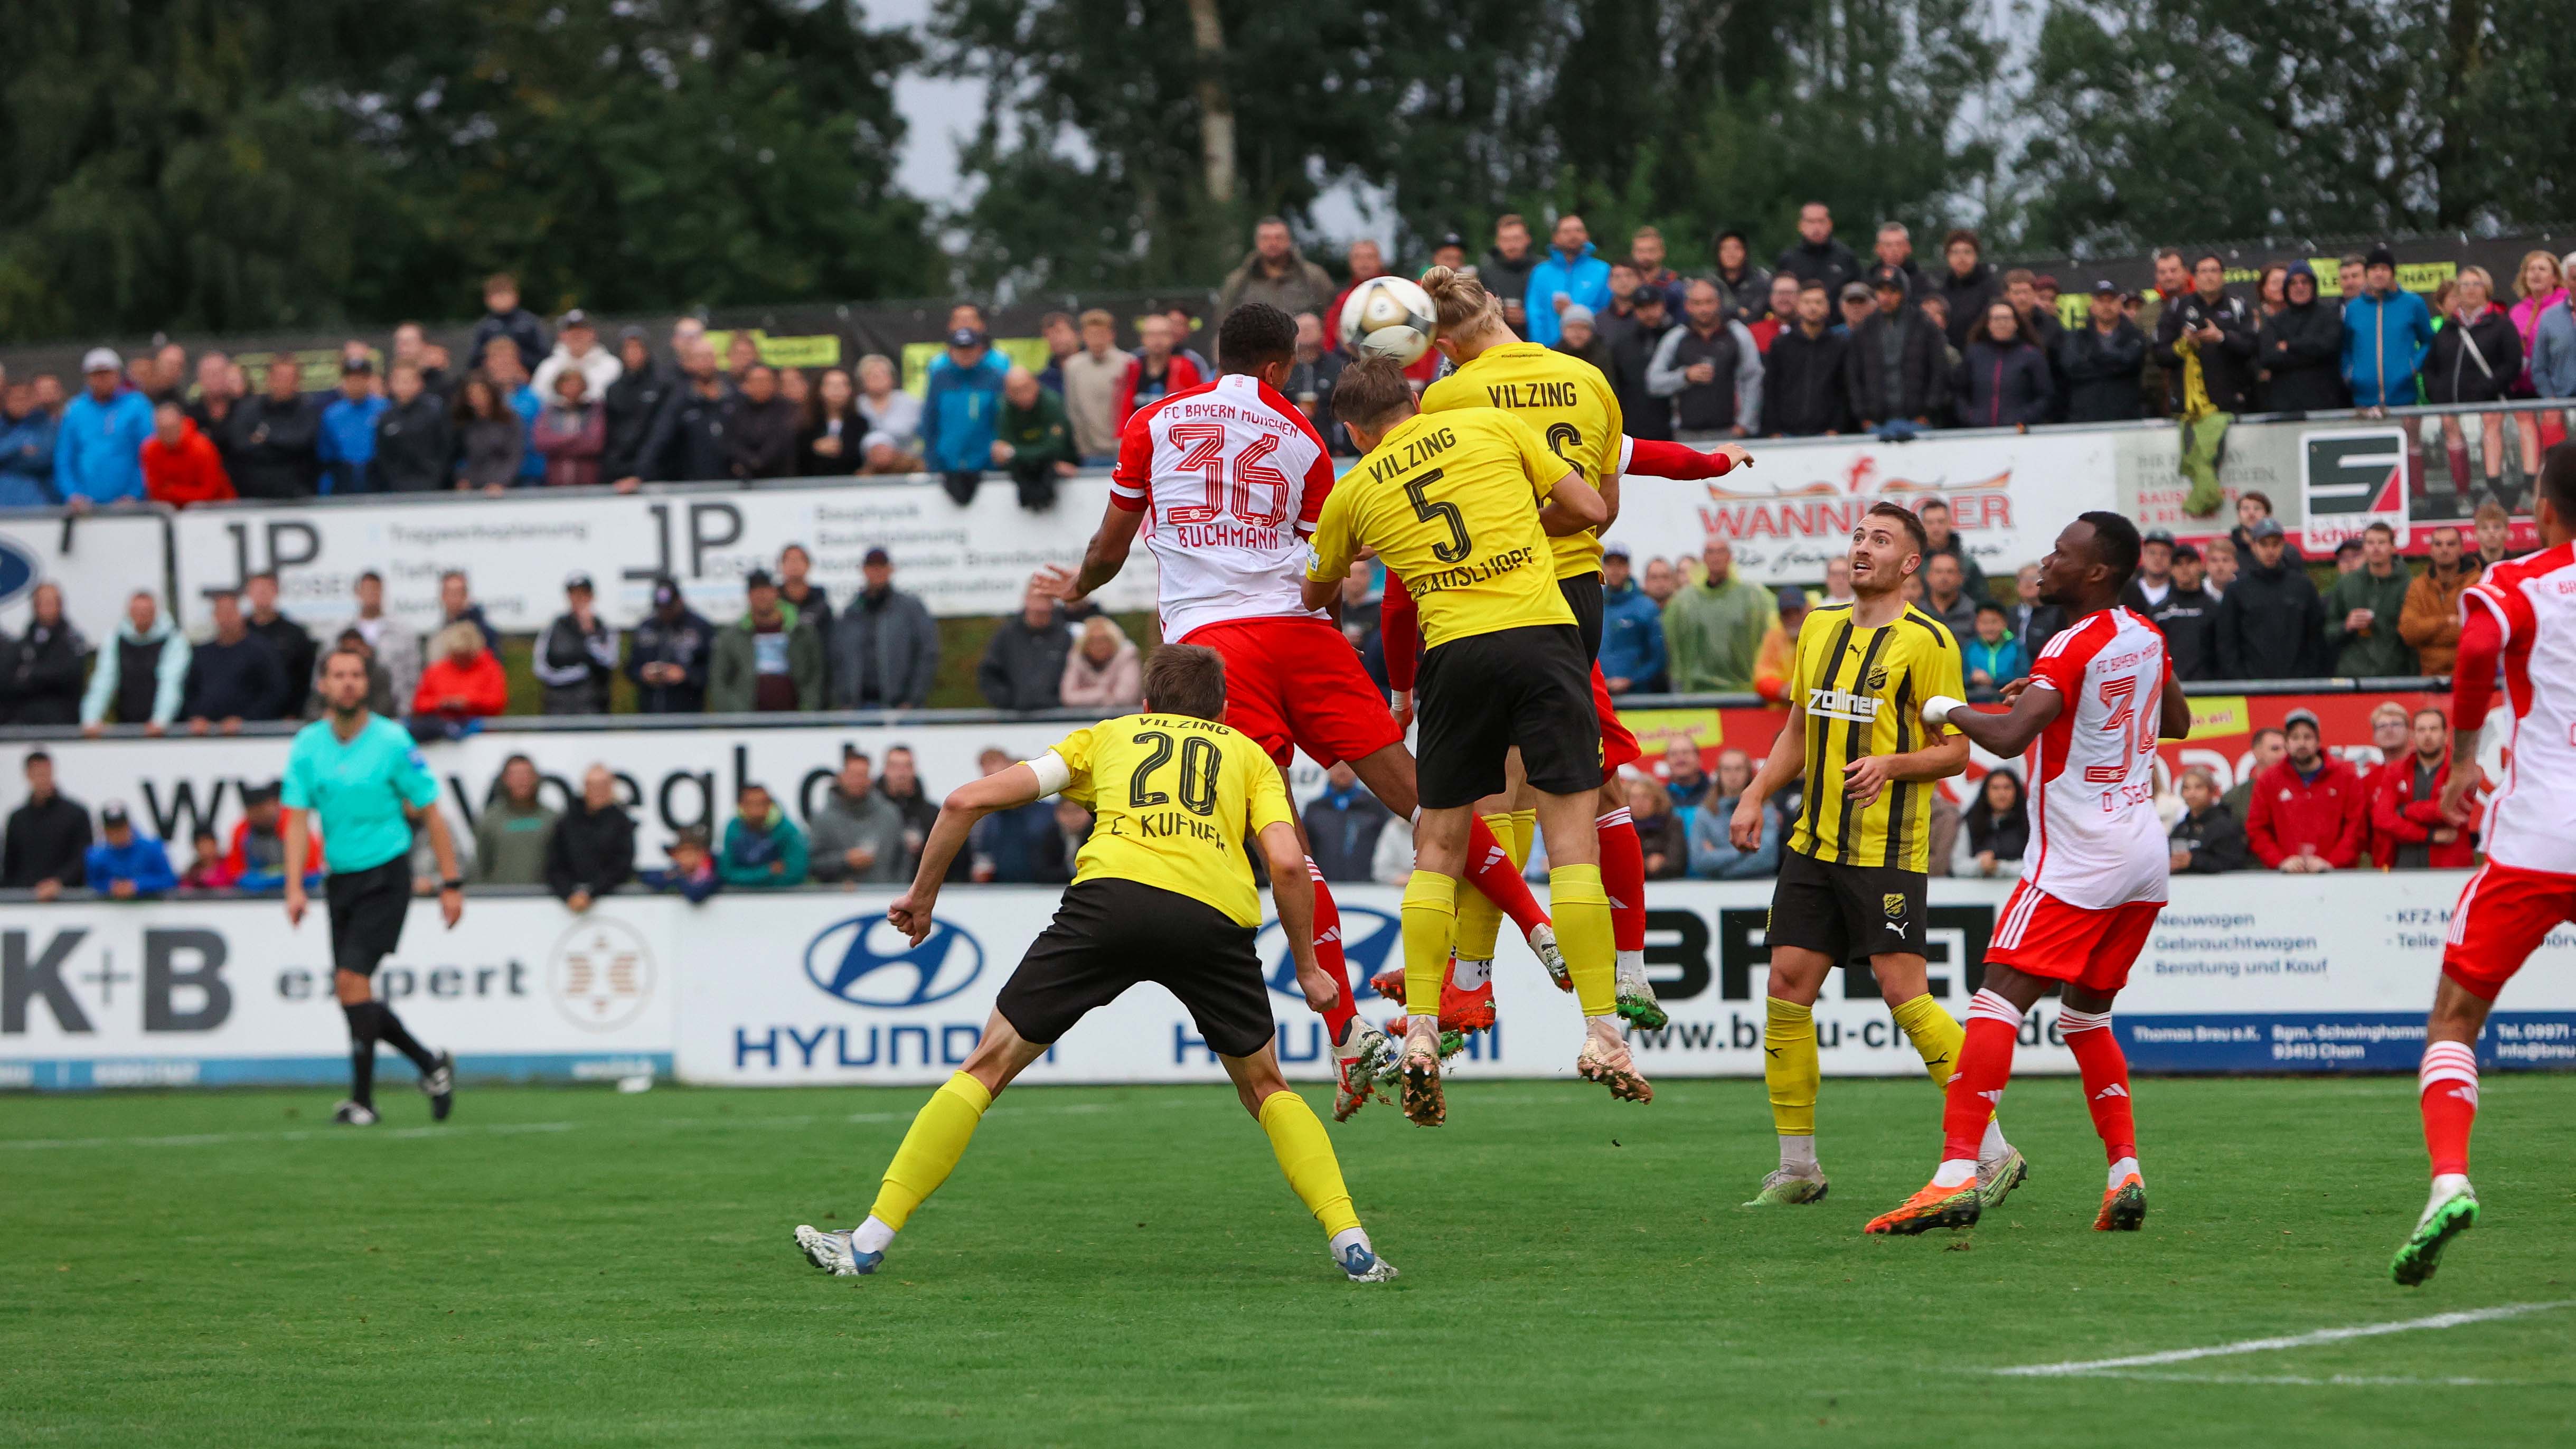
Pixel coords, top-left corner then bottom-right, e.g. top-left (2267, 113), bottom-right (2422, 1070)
top-left (1807, 686), bottom-right (1883, 723)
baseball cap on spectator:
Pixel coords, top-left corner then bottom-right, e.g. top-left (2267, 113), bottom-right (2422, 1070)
top-left (2334, 538), bottom-right (2363, 559)
top-left (2144, 527), bottom-right (2176, 545)
top-left (651, 577), bottom-right (683, 608)
top-left (1630, 286), bottom-right (1665, 308)
top-left (1562, 304), bottom-right (1595, 327)
top-left (341, 356), bottom-right (373, 375)
top-left (559, 308), bottom-right (592, 330)
top-left (2173, 542), bottom-right (2202, 561)
top-left (1869, 266), bottom-right (1907, 294)
top-left (1840, 282), bottom-right (1873, 305)
top-left (619, 324), bottom-right (647, 344)
top-left (2282, 708), bottom-right (2322, 733)
top-left (2035, 274), bottom-right (2059, 291)
top-left (565, 571), bottom-right (594, 592)
top-left (2250, 518), bottom-right (2286, 540)
top-left (744, 568), bottom-right (776, 591)
top-left (2092, 278), bottom-right (2119, 296)
top-left (1437, 231), bottom-right (1466, 251)
top-left (948, 326), bottom-right (985, 348)
top-left (82, 347), bottom-right (121, 374)
top-left (2365, 244), bottom-right (2397, 270)
top-left (863, 546), bottom-right (892, 567)
top-left (1776, 585), bottom-right (1808, 610)
top-left (1603, 540), bottom-right (1631, 559)
top-left (100, 801), bottom-right (131, 828)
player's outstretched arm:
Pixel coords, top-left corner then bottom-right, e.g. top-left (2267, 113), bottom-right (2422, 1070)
top-left (1921, 681), bottom-right (2062, 759)
top-left (1538, 471), bottom-right (1609, 537)
top-left (1257, 821), bottom-right (1333, 1012)
top-left (1842, 724), bottom-right (1970, 806)
top-left (1733, 705), bottom-right (1807, 850)
top-left (891, 763), bottom-right (1045, 943)
top-left (1042, 502), bottom-right (1146, 603)
top-left (1623, 437), bottom-right (1751, 479)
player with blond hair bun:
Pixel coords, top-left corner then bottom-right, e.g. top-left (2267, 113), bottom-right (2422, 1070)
top-left (1372, 262), bottom-right (1751, 1040)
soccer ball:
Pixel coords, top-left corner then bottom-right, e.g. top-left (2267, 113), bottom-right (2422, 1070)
top-left (1338, 276), bottom-right (1437, 366)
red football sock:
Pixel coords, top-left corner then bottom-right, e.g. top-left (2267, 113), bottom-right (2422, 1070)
top-left (1595, 808), bottom-right (1646, 953)
top-left (1464, 815), bottom-right (1548, 936)
top-left (2059, 1006), bottom-right (2136, 1163)
top-left (1942, 991), bottom-right (2023, 1162)
top-left (2418, 1040), bottom-right (2479, 1178)
top-left (1307, 860), bottom-right (1356, 1042)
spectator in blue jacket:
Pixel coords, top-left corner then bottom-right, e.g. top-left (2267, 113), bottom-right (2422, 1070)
top-left (317, 359), bottom-right (389, 494)
top-left (1597, 543), bottom-right (1667, 694)
top-left (54, 349), bottom-right (154, 507)
top-left (2343, 245), bottom-right (2434, 408)
top-left (1522, 215), bottom-right (1613, 348)
top-left (86, 802), bottom-right (177, 899)
top-left (1688, 749), bottom-right (1783, 879)
top-left (922, 327), bottom-right (1008, 503)
top-left (0, 378), bottom-right (60, 505)
top-left (2528, 259), bottom-right (2576, 399)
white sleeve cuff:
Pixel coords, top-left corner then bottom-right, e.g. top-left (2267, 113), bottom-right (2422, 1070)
top-left (1028, 750), bottom-right (1072, 797)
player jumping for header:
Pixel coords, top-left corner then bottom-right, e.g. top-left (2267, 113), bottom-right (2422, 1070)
top-left (1864, 511), bottom-right (2191, 1236)
top-left (2389, 445), bottom-right (2575, 1285)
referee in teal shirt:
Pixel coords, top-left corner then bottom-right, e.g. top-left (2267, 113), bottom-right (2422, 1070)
top-left (283, 645), bottom-right (468, 1125)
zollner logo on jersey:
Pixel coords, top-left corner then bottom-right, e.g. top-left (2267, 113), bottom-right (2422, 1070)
top-left (1256, 906), bottom-right (1398, 1000)
top-left (805, 915), bottom-right (983, 1009)
top-left (1808, 686), bottom-right (1879, 723)
top-left (548, 917), bottom-right (656, 1031)
top-left (0, 535), bottom-right (38, 611)
top-left (2300, 427), bottom-right (2408, 549)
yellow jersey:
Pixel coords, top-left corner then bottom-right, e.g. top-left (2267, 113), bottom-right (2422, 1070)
top-left (1041, 713), bottom-right (1294, 927)
top-left (1304, 407), bottom-right (1576, 649)
top-left (1784, 603), bottom-right (1965, 873)
top-left (1419, 342), bottom-right (1624, 582)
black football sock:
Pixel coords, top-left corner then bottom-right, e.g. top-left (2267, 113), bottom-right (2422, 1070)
top-left (372, 1002), bottom-right (439, 1076)
top-left (343, 1002), bottom-right (379, 1108)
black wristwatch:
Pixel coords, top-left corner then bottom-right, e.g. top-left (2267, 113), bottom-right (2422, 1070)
top-left (440, 878), bottom-right (465, 892)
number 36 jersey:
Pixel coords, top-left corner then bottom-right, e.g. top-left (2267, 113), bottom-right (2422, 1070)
top-left (2023, 607), bottom-right (2176, 910)
top-left (1036, 713), bottom-right (1295, 927)
top-left (1304, 406), bottom-right (1576, 650)
top-left (1111, 373), bottom-right (1340, 644)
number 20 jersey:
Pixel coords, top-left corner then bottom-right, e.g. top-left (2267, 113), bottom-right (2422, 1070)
top-left (1110, 373), bottom-right (1339, 644)
top-left (2022, 607), bottom-right (2175, 909)
top-left (1039, 713), bottom-right (1295, 928)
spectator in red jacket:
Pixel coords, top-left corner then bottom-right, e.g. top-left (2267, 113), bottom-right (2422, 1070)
top-left (139, 400), bottom-right (234, 507)
top-left (2372, 707), bottom-right (2479, 869)
top-left (2245, 709), bottom-right (2370, 872)
top-left (411, 621), bottom-right (508, 723)
top-left (1113, 314), bottom-right (1205, 426)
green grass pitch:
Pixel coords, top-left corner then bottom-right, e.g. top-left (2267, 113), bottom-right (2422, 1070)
top-left (6, 1075), bottom-right (2572, 1446)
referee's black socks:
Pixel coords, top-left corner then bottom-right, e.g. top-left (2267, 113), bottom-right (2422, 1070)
top-left (343, 1002), bottom-right (379, 1108)
top-left (371, 1003), bottom-right (438, 1076)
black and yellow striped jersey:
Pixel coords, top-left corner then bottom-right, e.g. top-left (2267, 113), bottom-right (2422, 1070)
top-left (1784, 603), bottom-right (1965, 874)
top-left (1418, 342), bottom-right (1624, 583)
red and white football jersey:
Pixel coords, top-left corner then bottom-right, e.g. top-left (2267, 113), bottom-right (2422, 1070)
top-left (1109, 372), bottom-right (1337, 644)
top-left (2462, 542), bottom-right (2576, 876)
top-left (2018, 607), bottom-right (2174, 910)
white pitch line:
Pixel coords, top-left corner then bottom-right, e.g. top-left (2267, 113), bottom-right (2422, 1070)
top-left (2076, 1372), bottom-right (2528, 1387)
top-left (1991, 1301), bottom-right (2576, 1377)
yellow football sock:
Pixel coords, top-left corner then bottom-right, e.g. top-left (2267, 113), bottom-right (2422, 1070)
top-left (1547, 864), bottom-right (1615, 1017)
top-left (1764, 997), bottom-right (1819, 1136)
top-left (1257, 1089), bottom-right (1361, 1238)
top-left (1509, 810), bottom-right (1538, 870)
top-left (868, 1071), bottom-right (991, 1231)
top-left (1889, 993), bottom-right (1967, 1091)
top-left (1450, 812), bottom-right (1518, 963)
top-left (1399, 871), bottom-right (1458, 1018)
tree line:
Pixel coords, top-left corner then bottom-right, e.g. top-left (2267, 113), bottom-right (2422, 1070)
top-left (4, 0), bottom-right (2569, 343)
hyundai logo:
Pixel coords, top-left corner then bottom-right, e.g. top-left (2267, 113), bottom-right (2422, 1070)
top-left (804, 916), bottom-right (984, 1009)
top-left (0, 538), bottom-right (37, 611)
top-left (1255, 905), bottom-right (1399, 1000)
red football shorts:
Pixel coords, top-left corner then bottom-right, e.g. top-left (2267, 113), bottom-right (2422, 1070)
top-left (1590, 663), bottom-right (1641, 773)
top-left (2442, 861), bottom-right (2576, 1002)
top-left (1181, 616), bottom-right (1405, 771)
top-left (1984, 883), bottom-right (2163, 994)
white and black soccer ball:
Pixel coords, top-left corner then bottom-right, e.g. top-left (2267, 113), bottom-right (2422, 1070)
top-left (1338, 276), bottom-right (1437, 366)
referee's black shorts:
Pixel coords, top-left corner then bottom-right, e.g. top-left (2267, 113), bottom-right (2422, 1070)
top-left (1764, 848), bottom-right (1929, 966)
top-left (997, 878), bottom-right (1277, 1059)
top-left (1414, 622), bottom-right (1601, 809)
top-left (324, 858), bottom-right (413, 977)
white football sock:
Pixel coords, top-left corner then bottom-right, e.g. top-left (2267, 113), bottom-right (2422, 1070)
top-left (1932, 1159), bottom-right (1977, 1189)
top-left (1453, 957), bottom-right (1492, 989)
top-left (2108, 1156), bottom-right (2140, 1189)
top-left (1778, 1134), bottom-right (1818, 1173)
top-left (1329, 1226), bottom-right (1371, 1259)
top-left (851, 1215), bottom-right (897, 1254)
top-left (1980, 1118), bottom-right (2010, 1160)
top-left (1615, 947), bottom-right (1644, 976)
